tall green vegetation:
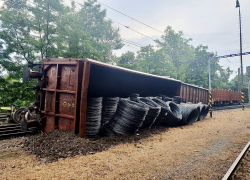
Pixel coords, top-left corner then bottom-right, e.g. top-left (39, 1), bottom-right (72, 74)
top-left (0, 0), bottom-right (122, 107)
top-left (0, 0), bottom-right (234, 107)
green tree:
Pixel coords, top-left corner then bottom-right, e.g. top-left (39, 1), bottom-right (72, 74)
top-left (229, 74), bottom-right (249, 103)
top-left (0, 0), bottom-right (123, 107)
top-left (155, 26), bottom-right (193, 79)
top-left (29, 0), bottom-right (64, 59)
top-left (117, 51), bottom-right (136, 69)
top-left (135, 45), bottom-right (177, 78)
top-left (77, 0), bottom-right (123, 62)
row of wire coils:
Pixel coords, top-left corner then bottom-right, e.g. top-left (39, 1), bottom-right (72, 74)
top-left (86, 95), bottom-right (209, 137)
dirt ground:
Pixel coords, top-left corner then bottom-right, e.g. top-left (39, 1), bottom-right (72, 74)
top-left (1, 109), bottom-right (250, 180)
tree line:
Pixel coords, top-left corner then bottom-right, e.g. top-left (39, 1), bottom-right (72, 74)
top-left (0, 0), bottom-right (245, 107)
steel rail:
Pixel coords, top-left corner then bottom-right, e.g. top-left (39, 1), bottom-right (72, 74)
top-left (0, 124), bottom-right (32, 140)
top-left (222, 140), bottom-right (250, 180)
top-left (213, 104), bottom-right (250, 111)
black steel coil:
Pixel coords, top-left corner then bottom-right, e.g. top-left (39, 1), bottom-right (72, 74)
top-left (86, 97), bottom-right (103, 137)
top-left (138, 97), bottom-right (161, 129)
top-left (151, 98), bottom-right (170, 126)
top-left (158, 94), bottom-right (173, 102)
top-left (196, 103), bottom-right (204, 121)
top-left (103, 99), bottom-right (149, 136)
top-left (172, 96), bottom-right (182, 104)
top-left (181, 102), bottom-right (201, 121)
top-left (101, 97), bottom-right (120, 125)
top-left (203, 104), bottom-right (209, 118)
top-left (177, 103), bottom-right (200, 125)
top-left (130, 93), bottom-right (140, 101)
top-left (162, 101), bottom-right (182, 126)
top-left (163, 97), bottom-right (173, 102)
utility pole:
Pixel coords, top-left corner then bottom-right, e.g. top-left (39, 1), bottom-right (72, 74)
top-left (208, 57), bottom-right (211, 91)
top-left (238, 68), bottom-right (241, 91)
top-left (246, 66), bottom-right (250, 103)
top-left (208, 52), bottom-right (214, 91)
top-left (236, 0), bottom-right (244, 103)
top-left (208, 53), bottom-right (214, 118)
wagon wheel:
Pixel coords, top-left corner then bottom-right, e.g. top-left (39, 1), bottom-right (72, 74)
top-left (13, 108), bottom-right (26, 124)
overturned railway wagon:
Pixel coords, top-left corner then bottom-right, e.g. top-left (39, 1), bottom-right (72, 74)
top-left (24, 58), bottom-right (209, 138)
top-left (180, 83), bottom-right (208, 104)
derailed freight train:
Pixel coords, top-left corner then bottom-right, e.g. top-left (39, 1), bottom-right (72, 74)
top-left (20, 58), bottom-right (209, 138)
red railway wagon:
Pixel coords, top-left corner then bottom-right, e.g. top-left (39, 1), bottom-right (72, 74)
top-left (230, 91), bottom-right (242, 103)
top-left (26, 58), bottom-right (184, 137)
top-left (212, 89), bottom-right (241, 104)
top-left (180, 83), bottom-right (209, 104)
top-left (23, 58), bottom-right (210, 138)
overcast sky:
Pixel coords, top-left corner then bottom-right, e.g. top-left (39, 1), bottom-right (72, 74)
top-left (68, 0), bottom-right (250, 80)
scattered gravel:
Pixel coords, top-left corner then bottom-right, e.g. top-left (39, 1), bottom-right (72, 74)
top-left (23, 127), bottom-right (168, 162)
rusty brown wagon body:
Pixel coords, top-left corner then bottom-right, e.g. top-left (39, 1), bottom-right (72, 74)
top-left (211, 89), bottom-right (241, 104)
top-left (180, 83), bottom-right (209, 104)
top-left (37, 58), bottom-right (185, 137)
top-left (23, 58), bottom-right (210, 138)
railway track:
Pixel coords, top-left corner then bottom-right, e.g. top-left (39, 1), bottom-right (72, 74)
top-left (0, 124), bottom-right (32, 140)
top-left (222, 140), bottom-right (250, 180)
top-left (213, 104), bottom-right (250, 111)
top-left (0, 114), bottom-right (9, 122)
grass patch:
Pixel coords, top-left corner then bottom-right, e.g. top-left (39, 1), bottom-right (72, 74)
top-left (0, 148), bottom-right (25, 160)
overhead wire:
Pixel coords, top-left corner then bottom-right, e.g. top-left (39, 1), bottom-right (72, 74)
top-left (125, 44), bottom-right (139, 50)
top-left (96, 1), bottom-right (164, 34)
top-left (105, 18), bottom-right (156, 42)
top-left (221, 58), bottom-right (240, 66)
top-left (121, 39), bottom-right (144, 47)
top-left (25, 0), bottom-right (145, 50)
top-left (233, 46), bottom-right (250, 54)
top-left (121, 39), bottom-right (143, 48)
top-left (73, 1), bottom-right (156, 43)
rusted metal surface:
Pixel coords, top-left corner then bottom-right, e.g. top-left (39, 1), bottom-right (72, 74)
top-left (43, 115), bottom-right (55, 132)
top-left (212, 89), bottom-right (241, 103)
top-left (180, 83), bottom-right (209, 104)
top-left (58, 117), bottom-right (74, 130)
top-left (30, 71), bottom-right (43, 79)
top-left (79, 62), bottom-right (91, 138)
top-left (40, 61), bottom-right (82, 132)
top-left (58, 93), bottom-right (75, 116)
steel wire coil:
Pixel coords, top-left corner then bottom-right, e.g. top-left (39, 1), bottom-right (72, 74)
top-left (103, 99), bottom-right (149, 136)
top-left (101, 97), bottom-right (119, 125)
top-left (151, 98), bottom-right (170, 126)
top-left (86, 97), bottom-right (103, 137)
top-left (177, 103), bottom-right (200, 125)
top-left (137, 97), bottom-right (161, 129)
top-left (203, 104), bottom-right (209, 118)
top-left (172, 96), bottom-right (182, 104)
top-left (181, 102), bottom-right (201, 121)
top-left (196, 102), bottom-right (206, 120)
top-left (130, 93), bottom-right (140, 101)
top-left (158, 94), bottom-right (173, 102)
top-left (163, 97), bottom-right (173, 102)
top-left (162, 101), bottom-right (182, 126)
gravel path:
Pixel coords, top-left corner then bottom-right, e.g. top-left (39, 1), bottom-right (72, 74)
top-left (0, 109), bottom-right (250, 179)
